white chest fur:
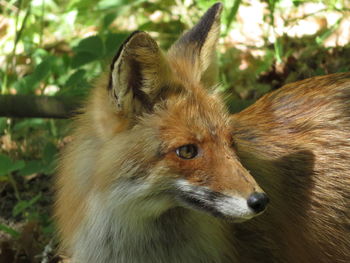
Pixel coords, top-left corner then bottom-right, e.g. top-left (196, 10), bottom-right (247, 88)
top-left (71, 187), bottom-right (236, 263)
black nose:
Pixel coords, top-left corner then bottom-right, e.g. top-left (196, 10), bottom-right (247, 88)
top-left (247, 192), bottom-right (269, 213)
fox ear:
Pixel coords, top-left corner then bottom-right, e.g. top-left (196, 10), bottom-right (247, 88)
top-left (168, 3), bottom-right (222, 87)
top-left (108, 31), bottom-right (171, 118)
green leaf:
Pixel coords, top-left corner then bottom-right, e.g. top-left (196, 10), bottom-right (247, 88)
top-left (19, 160), bottom-right (43, 176)
top-left (74, 36), bottom-right (104, 57)
top-left (33, 58), bottom-right (53, 82)
top-left (65, 69), bottom-right (87, 87)
top-left (104, 33), bottom-right (129, 56)
top-left (14, 58), bottom-right (53, 94)
top-left (0, 154), bottom-right (25, 176)
top-left (71, 36), bottom-right (105, 68)
top-left (0, 223), bottom-right (20, 238)
top-left (42, 143), bottom-right (58, 174)
top-left (50, 56), bottom-right (68, 80)
top-left (18, 142), bottom-right (58, 176)
top-left (60, 69), bottom-right (90, 97)
top-left (71, 52), bottom-right (99, 68)
top-left (43, 142), bottom-right (58, 165)
top-left (42, 163), bottom-right (56, 175)
top-left (13, 193), bottom-right (42, 217)
top-left (0, 118), bottom-right (7, 134)
top-left (292, 0), bottom-right (303, 6)
top-left (1, 153), bottom-right (16, 175)
top-left (103, 13), bottom-right (118, 29)
top-left (10, 160), bottom-right (26, 172)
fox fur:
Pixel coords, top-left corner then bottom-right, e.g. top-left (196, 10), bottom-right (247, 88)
top-left (56, 3), bottom-right (264, 263)
top-left (55, 2), bottom-right (350, 263)
top-left (231, 73), bottom-right (350, 263)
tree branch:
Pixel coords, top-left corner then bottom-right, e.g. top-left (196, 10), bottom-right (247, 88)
top-left (0, 95), bottom-right (80, 118)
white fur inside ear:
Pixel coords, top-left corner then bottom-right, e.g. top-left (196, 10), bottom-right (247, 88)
top-left (110, 52), bottom-right (132, 112)
top-left (108, 33), bottom-right (170, 118)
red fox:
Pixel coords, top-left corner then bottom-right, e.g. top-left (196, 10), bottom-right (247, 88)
top-left (55, 3), bottom-right (350, 263)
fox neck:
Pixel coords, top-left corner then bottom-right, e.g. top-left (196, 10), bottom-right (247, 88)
top-left (72, 182), bottom-right (237, 263)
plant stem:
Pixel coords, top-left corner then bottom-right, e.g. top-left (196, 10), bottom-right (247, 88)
top-left (39, 0), bottom-right (46, 47)
top-left (224, 0), bottom-right (241, 36)
top-left (8, 173), bottom-right (21, 201)
top-left (3, 0), bottom-right (31, 94)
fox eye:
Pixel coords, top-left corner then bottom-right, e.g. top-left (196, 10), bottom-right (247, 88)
top-left (175, 144), bottom-right (198, 159)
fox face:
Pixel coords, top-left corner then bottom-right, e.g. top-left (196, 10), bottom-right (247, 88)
top-left (154, 90), bottom-right (265, 221)
top-left (88, 3), bottom-right (268, 222)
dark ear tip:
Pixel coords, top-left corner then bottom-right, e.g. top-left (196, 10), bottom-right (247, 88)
top-left (122, 30), bottom-right (146, 47)
top-left (125, 31), bottom-right (157, 49)
top-left (212, 2), bottom-right (223, 10)
top-left (210, 2), bottom-right (223, 16)
top-left (126, 30), bottom-right (148, 43)
top-left (128, 30), bottom-right (145, 38)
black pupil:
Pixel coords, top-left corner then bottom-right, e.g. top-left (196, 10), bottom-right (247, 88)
top-left (176, 144), bottom-right (198, 159)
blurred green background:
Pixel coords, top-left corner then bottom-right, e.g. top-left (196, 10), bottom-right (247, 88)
top-left (0, 0), bottom-right (350, 262)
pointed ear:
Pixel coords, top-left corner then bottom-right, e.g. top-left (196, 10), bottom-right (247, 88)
top-left (108, 31), bottom-right (171, 118)
top-left (168, 3), bottom-right (222, 87)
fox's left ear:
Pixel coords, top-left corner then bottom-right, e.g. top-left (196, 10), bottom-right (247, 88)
top-left (168, 3), bottom-right (222, 87)
top-left (108, 31), bottom-right (172, 120)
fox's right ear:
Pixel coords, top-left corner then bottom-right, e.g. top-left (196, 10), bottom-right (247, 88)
top-left (168, 3), bottom-right (222, 87)
top-left (108, 31), bottom-right (171, 119)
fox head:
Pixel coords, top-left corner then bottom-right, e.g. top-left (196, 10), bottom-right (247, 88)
top-left (90, 3), bottom-right (268, 222)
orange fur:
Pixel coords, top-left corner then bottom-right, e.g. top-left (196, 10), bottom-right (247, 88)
top-left (231, 73), bottom-right (350, 262)
top-left (55, 3), bottom-right (349, 263)
top-left (55, 4), bottom-right (266, 262)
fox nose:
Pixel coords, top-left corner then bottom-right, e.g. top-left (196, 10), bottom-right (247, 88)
top-left (247, 192), bottom-right (269, 213)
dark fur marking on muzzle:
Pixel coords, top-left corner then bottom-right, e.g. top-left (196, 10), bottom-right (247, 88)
top-left (177, 187), bottom-right (230, 220)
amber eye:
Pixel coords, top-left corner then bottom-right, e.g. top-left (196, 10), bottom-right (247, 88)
top-left (175, 144), bottom-right (198, 159)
